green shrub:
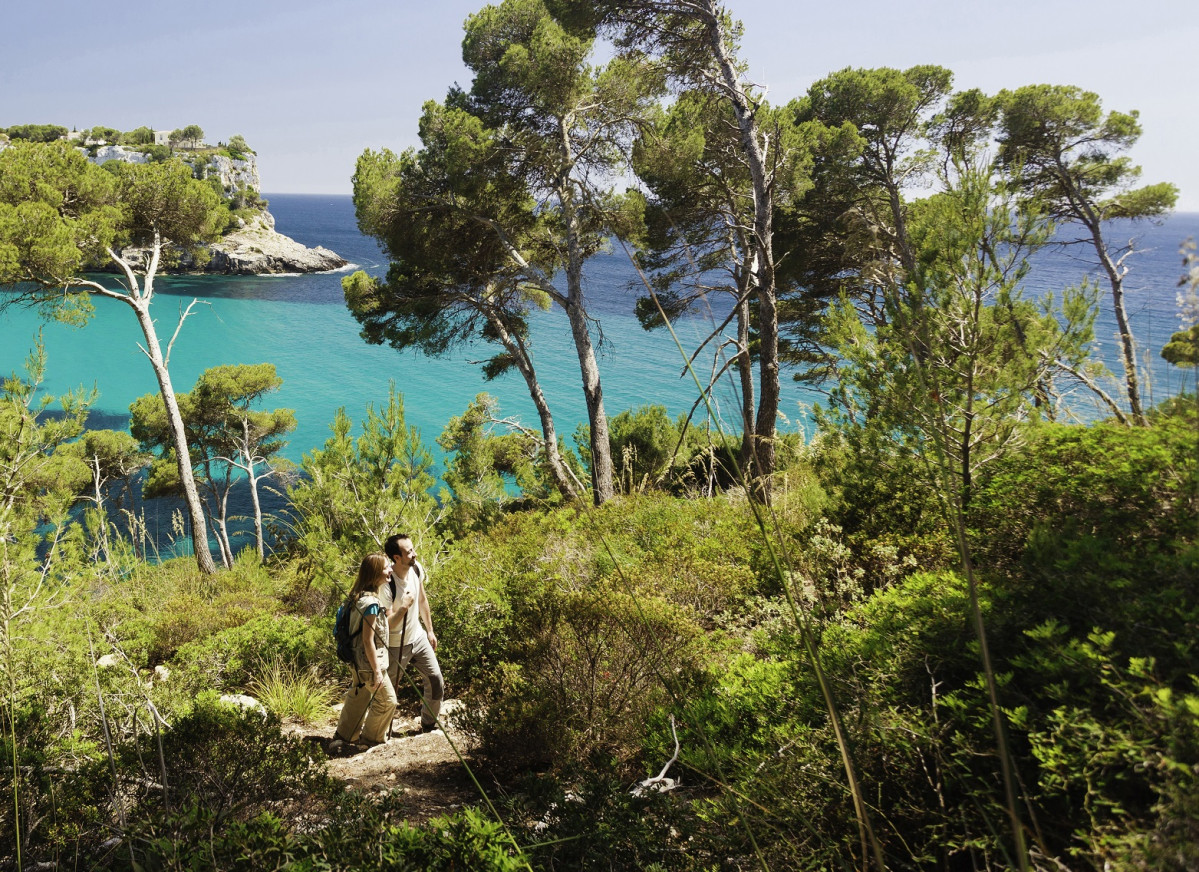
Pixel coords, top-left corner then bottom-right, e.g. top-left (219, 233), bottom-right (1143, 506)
top-left (122, 694), bottom-right (338, 818)
top-left (433, 492), bottom-right (772, 698)
top-left (134, 143), bottom-right (171, 162)
top-left (809, 427), bottom-right (953, 580)
top-left (971, 401), bottom-right (1198, 572)
top-left (173, 614), bottom-right (329, 691)
top-left (460, 586), bottom-right (704, 771)
top-left (0, 705), bottom-right (112, 868)
top-left (608, 404), bottom-right (683, 491)
top-left (501, 761), bottom-right (701, 870)
top-left (7, 695), bottom-right (343, 869)
top-left (1016, 627), bottom-right (1199, 870)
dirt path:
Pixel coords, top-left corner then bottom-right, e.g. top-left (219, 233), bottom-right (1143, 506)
top-left (287, 698), bottom-right (483, 824)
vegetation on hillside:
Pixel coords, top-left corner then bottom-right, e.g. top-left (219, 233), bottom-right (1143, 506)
top-left (2, 0), bottom-right (1195, 869)
top-left (2, 361), bottom-right (1194, 868)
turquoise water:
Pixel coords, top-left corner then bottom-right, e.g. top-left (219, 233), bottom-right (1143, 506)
top-left (2, 194), bottom-right (1196, 467)
top-left (1, 195), bottom-right (824, 466)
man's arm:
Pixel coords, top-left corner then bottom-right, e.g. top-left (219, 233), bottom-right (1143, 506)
top-left (417, 568), bottom-right (437, 650)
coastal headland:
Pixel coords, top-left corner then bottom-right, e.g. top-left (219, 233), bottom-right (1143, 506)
top-left (84, 141), bottom-right (349, 274)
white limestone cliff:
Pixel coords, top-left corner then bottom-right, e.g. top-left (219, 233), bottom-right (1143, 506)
top-left (207, 213), bottom-right (347, 274)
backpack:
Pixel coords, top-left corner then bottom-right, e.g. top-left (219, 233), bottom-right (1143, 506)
top-left (333, 598), bottom-right (362, 664)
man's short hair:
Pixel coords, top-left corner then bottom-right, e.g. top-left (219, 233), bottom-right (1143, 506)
top-left (384, 533), bottom-right (412, 558)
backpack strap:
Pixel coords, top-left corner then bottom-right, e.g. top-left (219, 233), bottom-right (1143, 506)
top-left (349, 594), bottom-right (379, 639)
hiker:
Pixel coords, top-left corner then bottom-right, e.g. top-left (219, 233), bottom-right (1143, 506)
top-left (382, 533), bottom-right (444, 734)
top-left (333, 552), bottom-right (397, 746)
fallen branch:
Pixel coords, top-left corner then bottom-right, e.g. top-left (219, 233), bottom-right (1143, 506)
top-left (631, 715), bottom-right (680, 796)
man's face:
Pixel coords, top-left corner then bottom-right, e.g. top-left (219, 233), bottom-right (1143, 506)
top-left (393, 539), bottom-right (416, 569)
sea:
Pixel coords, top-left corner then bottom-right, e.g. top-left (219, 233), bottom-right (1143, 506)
top-left (1, 194), bottom-right (819, 466)
top-left (1, 195), bottom-right (1196, 552)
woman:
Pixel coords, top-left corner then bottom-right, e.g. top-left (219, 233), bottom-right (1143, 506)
top-left (333, 553), bottom-right (397, 746)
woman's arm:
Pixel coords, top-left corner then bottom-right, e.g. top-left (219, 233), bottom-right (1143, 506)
top-left (363, 614), bottom-right (384, 688)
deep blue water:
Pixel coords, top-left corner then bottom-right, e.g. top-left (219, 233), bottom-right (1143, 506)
top-left (1, 195), bottom-right (1196, 554)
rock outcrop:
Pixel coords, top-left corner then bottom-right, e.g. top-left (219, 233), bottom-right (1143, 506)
top-left (90, 144), bottom-right (150, 165)
top-left (201, 152), bottom-right (260, 194)
top-left (206, 213), bottom-right (347, 274)
top-left (114, 212), bottom-right (347, 275)
top-left (82, 144), bottom-right (346, 274)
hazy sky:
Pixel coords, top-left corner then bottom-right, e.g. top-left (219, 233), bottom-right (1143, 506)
top-left (4, 0), bottom-right (1197, 208)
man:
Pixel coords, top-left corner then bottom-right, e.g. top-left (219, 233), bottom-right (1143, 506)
top-left (381, 533), bottom-right (444, 735)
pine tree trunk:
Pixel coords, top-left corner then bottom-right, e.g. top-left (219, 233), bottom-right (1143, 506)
top-left (491, 318), bottom-right (581, 500)
top-left (565, 293), bottom-right (614, 505)
top-left (1092, 228), bottom-right (1147, 425)
top-left (557, 143), bottom-right (614, 505)
top-left (131, 301), bottom-right (217, 574)
top-left (706, 4), bottom-right (779, 499)
top-left (735, 290), bottom-right (757, 474)
top-left (248, 475), bottom-right (266, 562)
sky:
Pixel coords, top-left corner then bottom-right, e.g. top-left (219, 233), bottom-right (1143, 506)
top-left (4, 0), bottom-right (1198, 208)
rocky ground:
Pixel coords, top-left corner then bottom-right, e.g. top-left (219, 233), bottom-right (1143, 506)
top-left (285, 698), bottom-right (484, 824)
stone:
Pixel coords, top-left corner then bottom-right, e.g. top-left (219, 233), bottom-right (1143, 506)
top-left (205, 213), bottom-right (348, 274)
top-left (110, 212), bottom-right (347, 275)
top-left (217, 694), bottom-right (268, 718)
top-left (91, 144), bottom-right (149, 165)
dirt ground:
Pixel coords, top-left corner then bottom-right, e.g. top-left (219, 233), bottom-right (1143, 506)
top-left (285, 698), bottom-right (484, 824)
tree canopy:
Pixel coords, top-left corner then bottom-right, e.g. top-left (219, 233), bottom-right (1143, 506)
top-left (997, 84), bottom-right (1179, 424)
top-left (347, 0), bottom-right (660, 506)
top-left (131, 364), bottom-right (295, 565)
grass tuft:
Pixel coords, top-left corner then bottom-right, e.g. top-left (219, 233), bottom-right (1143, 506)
top-left (248, 655), bottom-right (337, 725)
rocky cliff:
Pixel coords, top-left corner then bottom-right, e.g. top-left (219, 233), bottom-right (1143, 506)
top-left (87, 144), bottom-right (260, 196)
top-left (85, 145), bottom-right (347, 274)
top-left (207, 212), bottom-right (347, 274)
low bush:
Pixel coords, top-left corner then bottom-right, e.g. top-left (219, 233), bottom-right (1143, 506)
top-left (970, 399), bottom-right (1197, 572)
top-left (173, 614), bottom-right (330, 691)
top-left (436, 492), bottom-right (774, 772)
top-left (459, 586), bottom-right (705, 770)
top-left (500, 761), bottom-right (703, 870)
top-left (6, 696), bottom-right (344, 869)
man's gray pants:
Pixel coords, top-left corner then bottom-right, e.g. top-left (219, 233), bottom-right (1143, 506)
top-left (388, 633), bottom-right (443, 730)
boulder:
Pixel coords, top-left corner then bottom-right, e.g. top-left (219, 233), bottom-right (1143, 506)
top-left (218, 694), bottom-right (268, 718)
